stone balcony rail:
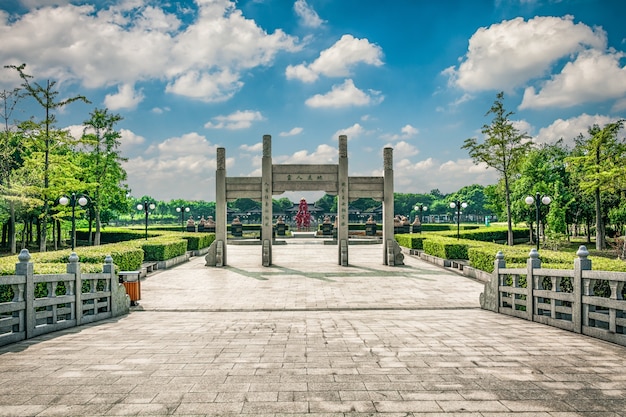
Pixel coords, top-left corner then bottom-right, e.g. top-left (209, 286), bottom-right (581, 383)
top-left (0, 249), bottom-right (129, 347)
top-left (481, 245), bottom-right (626, 347)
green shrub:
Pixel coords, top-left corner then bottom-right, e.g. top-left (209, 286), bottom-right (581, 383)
top-left (422, 236), bottom-right (469, 259)
top-left (142, 239), bottom-right (188, 261)
top-left (183, 233), bottom-right (216, 251)
top-left (394, 234), bottom-right (425, 250)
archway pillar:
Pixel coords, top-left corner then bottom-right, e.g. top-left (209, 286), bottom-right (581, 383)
top-left (337, 135), bottom-right (349, 265)
top-left (261, 135), bottom-right (273, 266)
top-left (205, 147), bottom-right (227, 267)
top-left (383, 147), bottom-right (395, 265)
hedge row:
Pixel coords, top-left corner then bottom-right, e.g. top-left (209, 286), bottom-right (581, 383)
top-left (183, 233), bottom-right (216, 251)
top-left (0, 231), bottom-right (216, 275)
top-left (395, 232), bottom-right (626, 273)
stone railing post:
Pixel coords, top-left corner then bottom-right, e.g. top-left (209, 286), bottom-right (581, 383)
top-left (573, 245), bottom-right (591, 333)
top-left (105, 255), bottom-right (130, 317)
top-left (15, 249), bottom-right (34, 339)
top-left (66, 252), bottom-right (81, 325)
top-left (480, 251), bottom-right (504, 312)
top-left (526, 248), bottom-right (541, 321)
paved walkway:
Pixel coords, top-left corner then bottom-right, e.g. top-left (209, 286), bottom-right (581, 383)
top-left (1, 241), bottom-right (626, 416)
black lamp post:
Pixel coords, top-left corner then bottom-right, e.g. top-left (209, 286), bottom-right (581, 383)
top-left (137, 201), bottom-right (156, 240)
top-left (59, 193), bottom-right (89, 250)
top-left (525, 192), bottom-right (551, 250)
top-left (449, 200), bottom-right (468, 239)
top-left (176, 206), bottom-right (190, 232)
top-left (413, 204), bottom-right (428, 233)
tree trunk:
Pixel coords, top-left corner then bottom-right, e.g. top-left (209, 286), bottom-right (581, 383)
top-left (94, 207), bottom-right (101, 246)
top-left (594, 187), bottom-right (604, 250)
top-left (504, 177), bottom-right (513, 246)
top-left (9, 202), bottom-right (16, 254)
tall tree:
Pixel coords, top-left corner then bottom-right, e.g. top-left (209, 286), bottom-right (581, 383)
top-left (80, 108), bottom-right (128, 245)
top-left (566, 121), bottom-right (625, 250)
top-left (0, 87), bottom-right (22, 253)
top-left (462, 92), bottom-right (531, 245)
top-left (6, 64), bottom-right (89, 251)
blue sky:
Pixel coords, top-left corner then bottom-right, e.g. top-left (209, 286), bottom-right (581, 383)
top-left (1, 0), bottom-right (624, 202)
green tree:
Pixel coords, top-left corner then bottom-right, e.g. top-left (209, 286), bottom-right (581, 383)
top-left (566, 121), bottom-right (625, 250)
top-left (462, 92), bottom-right (532, 246)
top-left (80, 108), bottom-right (128, 245)
top-left (315, 194), bottom-right (337, 213)
top-left (6, 64), bottom-right (89, 251)
top-left (512, 142), bottom-right (571, 245)
top-left (0, 87), bottom-right (22, 253)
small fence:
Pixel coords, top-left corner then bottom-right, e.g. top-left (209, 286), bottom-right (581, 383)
top-left (480, 245), bottom-right (626, 347)
top-left (0, 249), bottom-right (130, 347)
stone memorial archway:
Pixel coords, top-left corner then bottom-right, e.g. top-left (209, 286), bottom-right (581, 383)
top-left (205, 135), bottom-right (403, 267)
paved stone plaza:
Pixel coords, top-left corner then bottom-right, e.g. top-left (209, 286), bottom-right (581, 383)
top-left (1, 241), bottom-right (626, 416)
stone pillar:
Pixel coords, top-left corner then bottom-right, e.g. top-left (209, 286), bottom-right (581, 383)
top-left (337, 135), bottom-right (349, 266)
top-left (261, 135), bottom-right (273, 266)
top-left (15, 249), bottom-right (33, 339)
top-left (66, 252), bottom-right (81, 325)
top-left (573, 245), bottom-right (591, 333)
top-left (383, 147), bottom-right (394, 265)
top-left (206, 147), bottom-right (227, 266)
top-left (526, 248), bottom-right (541, 321)
top-left (480, 251), bottom-right (504, 312)
top-left (104, 254), bottom-right (130, 317)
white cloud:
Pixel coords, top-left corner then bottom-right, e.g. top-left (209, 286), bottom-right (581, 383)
top-left (19, 0), bottom-right (72, 9)
top-left (391, 157), bottom-right (499, 194)
top-left (279, 127), bottom-right (304, 137)
top-left (151, 106), bottom-right (170, 114)
top-left (123, 131), bottom-right (220, 200)
top-left (445, 16), bottom-right (606, 91)
top-left (111, 128), bottom-right (146, 157)
top-left (384, 140), bottom-right (418, 157)
top-left (305, 79), bottom-right (383, 108)
top-left (381, 124), bottom-right (418, 141)
top-left (239, 142), bottom-right (263, 152)
top-left (104, 83), bottom-right (144, 110)
top-left (294, 0), bottom-right (325, 28)
top-left (204, 110), bottom-right (264, 130)
top-left (286, 34), bottom-right (383, 83)
top-left (534, 113), bottom-right (617, 147)
top-left (165, 69), bottom-right (243, 102)
top-left (333, 123), bottom-right (366, 140)
top-left (520, 49), bottom-right (626, 109)
top-left (0, 1), bottom-right (300, 101)
top-left (274, 144), bottom-right (337, 164)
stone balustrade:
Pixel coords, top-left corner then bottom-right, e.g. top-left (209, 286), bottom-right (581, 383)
top-left (480, 245), bottom-right (626, 347)
top-left (0, 249), bottom-right (130, 347)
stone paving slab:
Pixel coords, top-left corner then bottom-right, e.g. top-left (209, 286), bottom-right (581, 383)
top-left (0, 242), bottom-right (626, 416)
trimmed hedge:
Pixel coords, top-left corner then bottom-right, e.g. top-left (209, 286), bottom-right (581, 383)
top-left (394, 234), bottom-right (425, 250)
top-left (142, 239), bottom-right (188, 261)
top-left (183, 233), bottom-right (216, 251)
top-left (76, 228), bottom-right (155, 243)
top-left (422, 236), bottom-right (469, 260)
top-left (396, 229), bottom-right (626, 274)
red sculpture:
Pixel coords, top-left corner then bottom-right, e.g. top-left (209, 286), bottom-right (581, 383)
top-left (295, 198), bottom-right (311, 230)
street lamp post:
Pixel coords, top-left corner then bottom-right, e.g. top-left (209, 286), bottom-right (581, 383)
top-left (449, 201), bottom-right (468, 239)
top-left (137, 201), bottom-right (156, 240)
top-left (176, 206), bottom-right (190, 232)
top-left (525, 192), bottom-right (551, 250)
top-left (413, 204), bottom-right (428, 233)
top-left (59, 193), bottom-right (89, 250)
